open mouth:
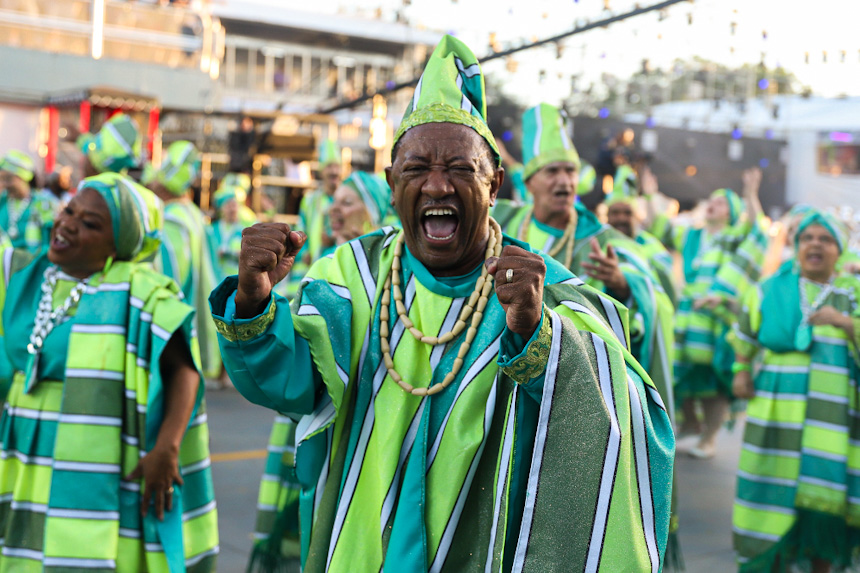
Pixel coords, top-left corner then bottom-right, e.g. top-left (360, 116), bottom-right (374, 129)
top-left (421, 207), bottom-right (459, 242)
top-left (806, 252), bottom-right (823, 263)
top-left (51, 229), bottom-right (71, 251)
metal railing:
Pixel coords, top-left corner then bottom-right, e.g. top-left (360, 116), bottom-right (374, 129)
top-left (0, 0), bottom-right (223, 77)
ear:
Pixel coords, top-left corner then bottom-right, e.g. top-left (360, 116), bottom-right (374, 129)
top-left (385, 166), bottom-right (395, 206)
top-left (488, 166), bottom-right (504, 207)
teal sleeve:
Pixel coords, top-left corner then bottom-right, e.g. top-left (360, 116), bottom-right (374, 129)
top-left (209, 277), bottom-right (318, 416)
top-left (497, 309), bottom-right (547, 400)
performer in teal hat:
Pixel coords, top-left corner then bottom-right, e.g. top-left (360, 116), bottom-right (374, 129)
top-left (0, 172), bottom-right (218, 570)
top-left (78, 113), bottom-right (142, 176)
top-left (148, 141), bottom-right (221, 381)
top-left (0, 150), bottom-right (59, 252)
top-left (213, 35), bottom-right (672, 573)
top-left (729, 209), bottom-right (860, 572)
top-left (644, 167), bottom-right (767, 458)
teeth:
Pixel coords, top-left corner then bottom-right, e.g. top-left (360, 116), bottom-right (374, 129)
top-left (55, 232), bottom-right (69, 246)
top-left (427, 232), bottom-right (455, 240)
top-left (424, 208), bottom-right (455, 216)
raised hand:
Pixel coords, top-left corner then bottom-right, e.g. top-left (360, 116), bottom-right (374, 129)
top-left (581, 239), bottom-right (630, 299)
top-left (742, 167), bottom-right (762, 198)
top-left (640, 167), bottom-right (659, 196)
top-left (236, 223), bottom-right (306, 318)
top-left (485, 245), bottom-right (546, 337)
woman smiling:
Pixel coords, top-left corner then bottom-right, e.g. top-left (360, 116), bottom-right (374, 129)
top-left (0, 173), bottom-right (218, 571)
top-left (730, 210), bottom-right (860, 572)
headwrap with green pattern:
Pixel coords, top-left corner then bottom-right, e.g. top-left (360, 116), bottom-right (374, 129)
top-left (78, 172), bottom-right (163, 262)
top-left (0, 150), bottom-right (35, 182)
top-left (221, 172), bottom-right (251, 193)
top-left (77, 113), bottom-right (142, 174)
top-left (520, 103), bottom-right (581, 180)
top-left (393, 35), bottom-right (500, 165)
top-left (343, 171), bottom-right (390, 226)
top-left (710, 188), bottom-right (743, 226)
top-left (318, 140), bottom-right (342, 168)
top-left (152, 141), bottom-right (201, 196)
top-left (795, 210), bottom-right (848, 253)
top-left (213, 184), bottom-right (247, 211)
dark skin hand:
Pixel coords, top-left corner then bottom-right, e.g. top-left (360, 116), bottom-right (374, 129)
top-left (126, 331), bottom-right (199, 520)
top-left (235, 223), bottom-right (307, 318)
top-left (485, 245), bottom-right (546, 337)
top-left (580, 239), bottom-right (631, 300)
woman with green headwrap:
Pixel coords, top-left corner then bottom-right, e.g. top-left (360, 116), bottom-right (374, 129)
top-left (645, 168), bottom-right (768, 458)
top-left (209, 184), bottom-right (255, 281)
top-left (729, 210), bottom-right (860, 573)
top-left (0, 173), bottom-right (218, 571)
top-left (0, 150), bottom-right (59, 252)
top-left (326, 171), bottom-right (392, 251)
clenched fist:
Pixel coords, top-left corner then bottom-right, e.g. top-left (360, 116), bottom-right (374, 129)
top-left (235, 223), bottom-right (306, 318)
top-left (485, 245), bottom-right (546, 337)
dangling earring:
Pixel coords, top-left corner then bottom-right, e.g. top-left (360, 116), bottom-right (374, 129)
top-left (102, 255), bottom-right (114, 275)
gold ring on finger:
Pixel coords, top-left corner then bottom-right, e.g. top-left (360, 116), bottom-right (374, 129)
top-left (167, 487), bottom-right (174, 494)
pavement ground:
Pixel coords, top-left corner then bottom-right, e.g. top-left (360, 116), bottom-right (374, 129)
top-left (207, 388), bottom-right (746, 572)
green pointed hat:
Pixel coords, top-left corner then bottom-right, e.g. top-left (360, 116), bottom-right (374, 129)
top-left (318, 139), bottom-right (341, 168)
top-left (0, 150), bottom-right (35, 182)
top-left (393, 35), bottom-right (500, 165)
top-left (605, 164), bottom-right (638, 206)
top-left (78, 113), bottom-right (142, 174)
top-left (154, 140), bottom-right (201, 196)
top-left (521, 103), bottom-right (581, 180)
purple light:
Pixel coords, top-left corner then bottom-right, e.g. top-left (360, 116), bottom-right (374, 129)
top-left (502, 130), bottom-right (514, 142)
top-left (598, 107), bottom-right (610, 119)
top-left (759, 158), bottom-right (769, 169)
top-left (830, 131), bottom-right (854, 143)
top-left (758, 78), bottom-right (769, 90)
top-left (731, 128), bottom-right (743, 140)
top-left (765, 129), bottom-right (775, 140)
top-left (385, 80), bottom-right (396, 90)
top-left (645, 117), bottom-right (656, 128)
top-left (447, 30), bottom-right (457, 36)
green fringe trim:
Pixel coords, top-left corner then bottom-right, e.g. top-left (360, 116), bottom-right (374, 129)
top-left (739, 509), bottom-right (860, 573)
top-left (663, 531), bottom-right (685, 572)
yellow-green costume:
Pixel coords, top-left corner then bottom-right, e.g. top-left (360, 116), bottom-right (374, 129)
top-left (0, 174), bottom-right (218, 571)
top-left (214, 35), bottom-right (673, 573)
top-left (730, 211), bottom-right (860, 572)
top-left (0, 151), bottom-right (57, 252)
top-left (153, 142), bottom-right (221, 380)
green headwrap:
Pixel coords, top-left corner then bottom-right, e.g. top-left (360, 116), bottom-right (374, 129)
top-left (795, 210), bottom-right (848, 253)
top-left (318, 140), bottom-right (342, 168)
top-left (605, 164), bottom-right (638, 206)
top-left (154, 141), bottom-right (201, 196)
top-left (78, 173), bottom-right (163, 262)
top-left (710, 188), bottom-right (743, 226)
top-left (344, 171), bottom-right (390, 226)
top-left (213, 184), bottom-right (247, 211)
top-left (77, 113), bottom-right (142, 174)
top-left (393, 35), bottom-right (500, 165)
top-left (521, 103), bottom-right (581, 180)
top-left (0, 150), bottom-right (35, 182)
top-left (221, 172), bottom-right (251, 193)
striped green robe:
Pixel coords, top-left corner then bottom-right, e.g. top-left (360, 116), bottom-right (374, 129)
top-left (729, 268), bottom-right (860, 571)
top-left (493, 200), bottom-right (676, 424)
top-left (208, 220), bottom-right (246, 282)
top-left (211, 228), bottom-right (674, 572)
top-left (652, 214), bottom-right (768, 398)
top-left (635, 229), bottom-right (677, 307)
top-left (0, 250), bottom-right (218, 571)
top-left (157, 200), bottom-right (221, 380)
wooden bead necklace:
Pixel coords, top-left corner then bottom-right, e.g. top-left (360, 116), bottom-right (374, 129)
top-left (518, 206), bottom-right (578, 269)
top-left (379, 218), bottom-right (503, 396)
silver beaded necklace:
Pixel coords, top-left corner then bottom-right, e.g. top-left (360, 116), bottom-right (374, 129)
top-left (6, 197), bottom-right (30, 239)
top-left (26, 266), bottom-right (89, 385)
top-left (799, 276), bottom-right (834, 324)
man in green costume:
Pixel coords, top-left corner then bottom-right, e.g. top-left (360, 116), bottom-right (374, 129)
top-left (211, 36), bottom-right (673, 572)
top-left (0, 150), bottom-right (58, 251)
top-left (147, 141), bottom-right (222, 380)
top-left (492, 103), bottom-right (676, 428)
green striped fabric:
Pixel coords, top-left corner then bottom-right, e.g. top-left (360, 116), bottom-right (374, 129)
top-left (729, 270), bottom-right (860, 571)
top-left (158, 201), bottom-right (221, 379)
top-left (0, 250), bottom-right (218, 571)
top-left (208, 220), bottom-right (245, 281)
top-left (635, 230), bottom-right (677, 307)
top-left (287, 189), bottom-right (334, 299)
top-left (212, 227), bottom-right (674, 572)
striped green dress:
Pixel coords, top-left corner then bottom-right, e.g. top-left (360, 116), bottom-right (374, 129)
top-left (158, 201), bottom-right (221, 380)
top-left (729, 268), bottom-right (860, 571)
top-left (0, 250), bottom-right (219, 571)
top-left (211, 227), bottom-right (675, 572)
top-left (651, 215), bottom-right (768, 399)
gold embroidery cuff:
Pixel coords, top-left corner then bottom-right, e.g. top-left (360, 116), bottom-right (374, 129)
top-left (502, 306), bottom-right (553, 385)
top-left (213, 296), bottom-right (276, 343)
